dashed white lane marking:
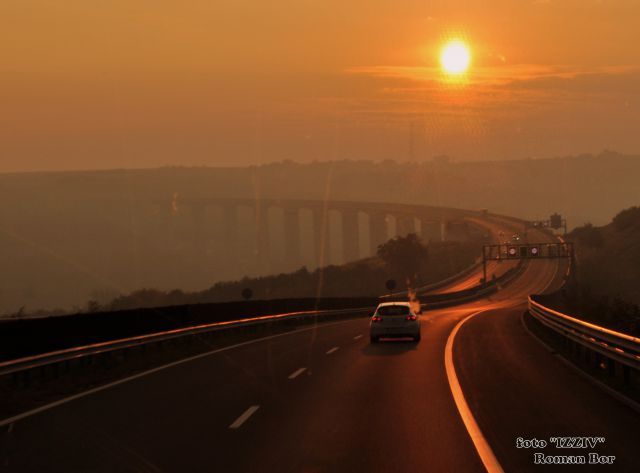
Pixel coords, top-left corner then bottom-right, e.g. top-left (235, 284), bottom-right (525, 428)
top-left (326, 347), bottom-right (339, 355)
top-left (445, 310), bottom-right (505, 473)
top-left (288, 367), bottom-right (307, 379)
top-left (353, 334), bottom-right (363, 340)
top-left (229, 405), bottom-right (260, 429)
top-left (0, 318), bottom-right (362, 428)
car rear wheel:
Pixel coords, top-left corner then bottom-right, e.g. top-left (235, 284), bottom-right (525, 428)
top-left (413, 334), bottom-right (421, 342)
top-left (370, 335), bottom-right (379, 343)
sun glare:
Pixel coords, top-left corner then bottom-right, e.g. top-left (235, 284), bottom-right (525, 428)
top-left (440, 40), bottom-right (471, 75)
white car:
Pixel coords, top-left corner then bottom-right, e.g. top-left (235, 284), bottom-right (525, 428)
top-left (369, 302), bottom-right (421, 343)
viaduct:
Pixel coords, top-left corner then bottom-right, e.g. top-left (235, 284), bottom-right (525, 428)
top-left (157, 198), bottom-right (480, 278)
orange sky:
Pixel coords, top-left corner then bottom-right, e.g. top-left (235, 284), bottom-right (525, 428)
top-left (1, 0), bottom-right (639, 172)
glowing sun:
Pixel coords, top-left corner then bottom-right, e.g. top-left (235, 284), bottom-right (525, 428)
top-left (440, 40), bottom-right (471, 75)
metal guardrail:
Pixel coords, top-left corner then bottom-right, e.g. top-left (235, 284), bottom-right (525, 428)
top-left (414, 258), bottom-right (484, 295)
top-left (423, 284), bottom-right (497, 309)
top-left (2, 218), bottom-right (531, 381)
top-left (525, 232), bottom-right (640, 374)
top-left (387, 213), bottom-right (526, 299)
top-left (380, 260), bottom-right (522, 305)
top-left (376, 258), bottom-right (484, 300)
top-left (1, 265), bottom-right (529, 380)
top-left (0, 306), bottom-right (370, 378)
top-left (528, 297), bottom-right (640, 370)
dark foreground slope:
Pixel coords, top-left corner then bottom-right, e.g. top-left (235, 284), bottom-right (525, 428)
top-left (539, 206), bottom-right (640, 335)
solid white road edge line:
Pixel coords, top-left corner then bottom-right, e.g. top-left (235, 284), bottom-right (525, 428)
top-left (325, 347), bottom-right (339, 355)
top-left (0, 318), bottom-right (364, 428)
top-left (288, 367), bottom-right (307, 380)
top-left (445, 310), bottom-right (505, 473)
top-left (229, 405), bottom-right (260, 429)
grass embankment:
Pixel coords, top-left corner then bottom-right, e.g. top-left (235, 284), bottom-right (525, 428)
top-left (551, 206), bottom-right (640, 335)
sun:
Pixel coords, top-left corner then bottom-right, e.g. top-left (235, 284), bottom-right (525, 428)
top-left (440, 40), bottom-right (471, 75)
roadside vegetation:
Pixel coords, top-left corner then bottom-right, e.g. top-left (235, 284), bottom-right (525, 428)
top-left (104, 234), bottom-right (479, 311)
top-left (555, 206), bottom-right (640, 335)
top-left (4, 234), bottom-right (480, 317)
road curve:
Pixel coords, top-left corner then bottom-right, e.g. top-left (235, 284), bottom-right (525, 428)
top-left (2, 227), bottom-right (637, 472)
top-left (425, 215), bottom-right (521, 296)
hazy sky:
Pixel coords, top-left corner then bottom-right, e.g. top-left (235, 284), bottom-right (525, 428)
top-left (2, 0), bottom-right (639, 172)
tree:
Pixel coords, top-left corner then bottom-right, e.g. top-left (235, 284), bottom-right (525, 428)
top-left (86, 300), bottom-right (101, 313)
top-left (612, 206), bottom-right (640, 232)
top-left (376, 233), bottom-right (429, 283)
top-left (571, 223), bottom-right (603, 248)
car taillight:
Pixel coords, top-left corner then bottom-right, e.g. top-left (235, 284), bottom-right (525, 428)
top-left (372, 315), bottom-right (382, 322)
top-left (405, 315), bottom-right (417, 321)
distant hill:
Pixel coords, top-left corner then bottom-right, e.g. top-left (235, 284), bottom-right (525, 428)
top-left (100, 237), bottom-right (478, 313)
top-left (1, 151), bottom-right (639, 313)
top-left (569, 206), bottom-right (640, 304)
top-left (542, 206), bottom-right (640, 335)
top-left (2, 150), bottom-right (638, 227)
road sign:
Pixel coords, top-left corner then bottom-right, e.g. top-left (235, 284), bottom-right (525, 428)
top-left (385, 279), bottom-right (397, 291)
top-left (550, 213), bottom-right (563, 229)
top-left (484, 242), bottom-right (573, 260)
top-left (528, 214), bottom-right (567, 235)
top-left (481, 242), bottom-right (573, 287)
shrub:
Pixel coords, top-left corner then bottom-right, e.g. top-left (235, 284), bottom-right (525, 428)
top-left (570, 223), bottom-right (603, 248)
top-left (376, 233), bottom-right (429, 283)
top-left (612, 206), bottom-right (640, 231)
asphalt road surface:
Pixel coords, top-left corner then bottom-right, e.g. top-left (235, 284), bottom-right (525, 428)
top-left (2, 227), bottom-right (638, 472)
top-left (427, 216), bottom-right (520, 295)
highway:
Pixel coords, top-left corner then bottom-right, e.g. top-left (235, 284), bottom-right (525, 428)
top-left (1, 227), bottom-right (638, 472)
top-left (428, 259), bottom-right (506, 294)
top-left (428, 216), bottom-right (519, 294)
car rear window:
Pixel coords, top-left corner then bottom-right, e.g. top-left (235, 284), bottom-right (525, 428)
top-left (377, 305), bottom-right (410, 316)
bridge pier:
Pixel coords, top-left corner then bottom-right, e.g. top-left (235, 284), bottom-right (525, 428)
top-left (313, 207), bottom-right (329, 267)
top-left (342, 209), bottom-right (360, 263)
top-left (283, 207), bottom-right (301, 270)
top-left (190, 203), bottom-right (207, 253)
top-left (170, 198), bottom-right (465, 282)
top-left (255, 204), bottom-right (270, 274)
top-left (420, 220), bottom-right (442, 243)
top-left (369, 212), bottom-right (388, 256)
top-left (222, 204), bottom-right (239, 265)
top-left (395, 214), bottom-right (415, 238)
